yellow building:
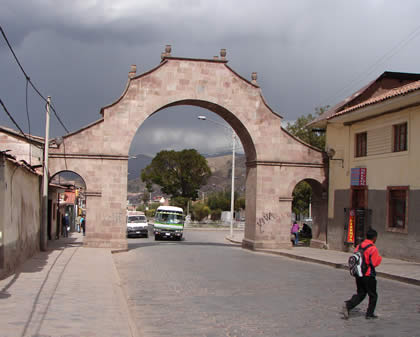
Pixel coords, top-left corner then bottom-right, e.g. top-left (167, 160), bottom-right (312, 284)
top-left (311, 72), bottom-right (420, 261)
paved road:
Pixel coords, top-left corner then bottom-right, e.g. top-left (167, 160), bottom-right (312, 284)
top-left (114, 230), bottom-right (420, 337)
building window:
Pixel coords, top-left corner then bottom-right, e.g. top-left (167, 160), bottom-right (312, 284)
top-left (355, 132), bottom-right (367, 157)
top-left (387, 186), bottom-right (408, 233)
top-left (393, 122), bottom-right (407, 152)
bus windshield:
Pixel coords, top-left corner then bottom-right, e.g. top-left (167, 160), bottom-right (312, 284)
top-left (155, 212), bottom-right (184, 224)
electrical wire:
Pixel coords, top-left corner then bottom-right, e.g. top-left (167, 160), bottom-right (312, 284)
top-left (50, 101), bottom-right (70, 133)
top-left (0, 25), bottom-right (70, 134)
top-left (321, 23), bottom-right (420, 107)
top-left (25, 79), bottom-right (32, 165)
top-left (0, 97), bottom-right (31, 143)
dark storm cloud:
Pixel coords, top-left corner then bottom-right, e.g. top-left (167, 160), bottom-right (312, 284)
top-left (1, 0), bottom-right (420, 155)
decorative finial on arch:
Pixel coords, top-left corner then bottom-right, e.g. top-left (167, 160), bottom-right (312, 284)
top-left (220, 48), bottom-right (227, 60)
top-left (165, 44), bottom-right (172, 56)
top-left (128, 64), bottom-right (137, 78)
top-left (251, 72), bottom-right (258, 84)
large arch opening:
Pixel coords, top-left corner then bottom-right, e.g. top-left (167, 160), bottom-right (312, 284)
top-left (126, 101), bottom-right (252, 242)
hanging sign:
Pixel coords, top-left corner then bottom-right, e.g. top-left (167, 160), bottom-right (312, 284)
top-left (346, 209), bottom-right (355, 244)
top-left (351, 168), bottom-right (367, 186)
top-left (63, 191), bottom-right (76, 204)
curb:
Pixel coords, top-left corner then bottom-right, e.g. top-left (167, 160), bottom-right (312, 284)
top-left (109, 251), bottom-right (142, 337)
top-left (185, 227), bottom-right (244, 231)
top-left (226, 236), bottom-right (420, 287)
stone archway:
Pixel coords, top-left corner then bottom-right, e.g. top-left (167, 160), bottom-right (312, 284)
top-left (49, 48), bottom-right (326, 250)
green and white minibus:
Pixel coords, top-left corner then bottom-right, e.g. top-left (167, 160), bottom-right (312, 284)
top-left (153, 206), bottom-right (184, 240)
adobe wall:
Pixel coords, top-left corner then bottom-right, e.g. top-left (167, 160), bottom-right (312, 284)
top-left (0, 156), bottom-right (41, 278)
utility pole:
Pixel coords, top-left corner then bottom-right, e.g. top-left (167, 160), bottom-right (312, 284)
top-left (230, 130), bottom-right (236, 239)
top-left (41, 96), bottom-right (51, 251)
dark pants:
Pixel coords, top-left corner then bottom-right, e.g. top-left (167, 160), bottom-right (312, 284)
top-left (346, 276), bottom-right (378, 316)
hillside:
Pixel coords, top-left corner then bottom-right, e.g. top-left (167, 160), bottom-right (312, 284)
top-left (127, 153), bottom-right (246, 197)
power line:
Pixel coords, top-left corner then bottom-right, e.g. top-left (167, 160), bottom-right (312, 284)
top-left (320, 23), bottom-right (420, 107)
top-left (50, 102), bottom-right (70, 133)
top-left (25, 79), bottom-right (32, 164)
top-left (0, 98), bottom-right (31, 143)
top-left (0, 25), bottom-right (70, 134)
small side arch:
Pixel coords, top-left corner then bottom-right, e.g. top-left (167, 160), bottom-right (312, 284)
top-left (290, 176), bottom-right (328, 248)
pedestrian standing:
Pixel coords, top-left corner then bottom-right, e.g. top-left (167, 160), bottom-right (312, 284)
top-left (78, 216), bottom-right (84, 233)
top-left (62, 214), bottom-right (68, 238)
top-left (81, 218), bottom-right (86, 236)
top-left (342, 228), bottom-right (382, 319)
top-left (290, 221), bottom-right (299, 246)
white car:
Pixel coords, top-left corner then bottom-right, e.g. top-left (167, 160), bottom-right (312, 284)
top-left (126, 214), bottom-right (149, 238)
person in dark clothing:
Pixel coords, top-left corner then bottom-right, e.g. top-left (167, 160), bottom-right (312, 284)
top-left (62, 214), bottom-right (68, 238)
top-left (342, 228), bottom-right (382, 319)
top-left (81, 218), bottom-right (86, 236)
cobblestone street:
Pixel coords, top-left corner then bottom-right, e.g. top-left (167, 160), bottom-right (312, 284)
top-left (114, 230), bottom-right (420, 337)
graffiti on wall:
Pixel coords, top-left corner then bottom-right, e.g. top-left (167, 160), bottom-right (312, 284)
top-left (256, 212), bottom-right (277, 233)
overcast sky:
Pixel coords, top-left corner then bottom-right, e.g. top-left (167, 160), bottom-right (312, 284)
top-left (1, 0), bottom-right (420, 156)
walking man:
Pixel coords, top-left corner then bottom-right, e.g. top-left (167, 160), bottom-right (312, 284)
top-left (342, 228), bottom-right (382, 319)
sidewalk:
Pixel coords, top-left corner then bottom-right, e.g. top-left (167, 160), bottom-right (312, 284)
top-left (227, 232), bottom-right (420, 286)
top-left (0, 232), bottom-right (138, 337)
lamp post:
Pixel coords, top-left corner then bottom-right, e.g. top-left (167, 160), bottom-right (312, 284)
top-left (198, 115), bottom-right (236, 238)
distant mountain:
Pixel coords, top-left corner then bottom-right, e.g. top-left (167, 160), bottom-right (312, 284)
top-left (127, 152), bottom-right (246, 196)
top-left (203, 153), bottom-right (246, 194)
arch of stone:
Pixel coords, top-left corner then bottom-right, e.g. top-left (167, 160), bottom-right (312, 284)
top-left (49, 48), bottom-right (327, 250)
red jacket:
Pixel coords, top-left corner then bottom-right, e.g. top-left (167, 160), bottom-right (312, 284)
top-left (355, 239), bottom-right (382, 276)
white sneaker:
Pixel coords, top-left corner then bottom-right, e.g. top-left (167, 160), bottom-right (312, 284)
top-left (342, 303), bottom-right (349, 319)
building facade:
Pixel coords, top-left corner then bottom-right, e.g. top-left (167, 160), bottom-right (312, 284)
top-left (312, 72), bottom-right (420, 261)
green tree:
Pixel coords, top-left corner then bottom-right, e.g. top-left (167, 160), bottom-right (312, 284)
top-left (170, 196), bottom-right (189, 209)
top-left (141, 189), bottom-right (150, 204)
top-left (191, 202), bottom-right (210, 222)
top-left (235, 196), bottom-right (245, 211)
top-left (292, 181), bottom-right (312, 218)
top-left (141, 149), bottom-right (211, 200)
top-left (210, 208), bottom-right (222, 221)
top-left (285, 106), bottom-right (329, 150)
top-left (206, 190), bottom-right (238, 211)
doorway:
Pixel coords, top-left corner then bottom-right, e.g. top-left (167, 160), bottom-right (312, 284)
top-left (350, 186), bottom-right (368, 246)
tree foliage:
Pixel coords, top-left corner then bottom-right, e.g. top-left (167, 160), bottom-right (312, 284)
top-left (191, 202), bottom-right (211, 221)
top-left (141, 149), bottom-right (211, 200)
top-left (287, 106), bottom-right (328, 218)
top-left (206, 190), bottom-right (243, 212)
top-left (285, 106), bottom-right (329, 150)
top-left (292, 181), bottom-right (312, 218)
top-left (170, 196), bottom-right (189, 209)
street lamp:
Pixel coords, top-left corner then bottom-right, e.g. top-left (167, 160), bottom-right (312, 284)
top-left (198, 115), bottom-right (236, 238)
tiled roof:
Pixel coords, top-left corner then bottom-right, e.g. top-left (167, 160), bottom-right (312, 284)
top-left (328, 80), bottom-right (420, 120)
top-left (327, 81), bottom-right (420, 119)
top-left (309, 72), bottom-right (420, 127)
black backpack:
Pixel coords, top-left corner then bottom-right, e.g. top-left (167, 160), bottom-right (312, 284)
top-left (348, 244), bottom-right (373, 277)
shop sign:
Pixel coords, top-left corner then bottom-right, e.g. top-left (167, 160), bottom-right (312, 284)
top-left (346, 209), bottom-right (355, 244)
top-left (351, 168), bottom-right (367, 186)
top-left (63, 191), bottom-right (76, 204)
